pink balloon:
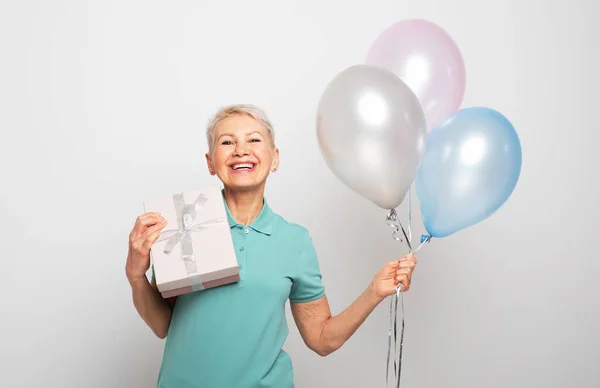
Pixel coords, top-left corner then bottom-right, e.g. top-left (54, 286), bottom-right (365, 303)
top-left (366, 19), bottom-right (466, 132)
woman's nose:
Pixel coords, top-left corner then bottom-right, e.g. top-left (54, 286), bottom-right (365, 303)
top-left (234, 141), bottom-right (249, 155)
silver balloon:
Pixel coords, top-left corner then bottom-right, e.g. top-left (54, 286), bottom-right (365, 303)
top-left (316, 64), bottom-right (427, 210)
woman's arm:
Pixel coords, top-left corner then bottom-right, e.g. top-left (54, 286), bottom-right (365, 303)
top-left (127, 275), bottom-right (175, 339)
top-left (126, 212), bottom-right (174, 339)
top-left (290, 254), bottom-right (417, 356)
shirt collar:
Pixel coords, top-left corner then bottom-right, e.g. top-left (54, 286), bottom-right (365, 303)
top-left (222, 190), bottom-right (274, 236)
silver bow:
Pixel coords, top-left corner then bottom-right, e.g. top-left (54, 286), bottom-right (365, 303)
top-left (155, 192), bottom-right (226, 291)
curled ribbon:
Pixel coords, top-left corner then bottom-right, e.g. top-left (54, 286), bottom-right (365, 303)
top-left (385, 197), bottom-right (431, 387)
top-left (385, 209), bottom-right (408, 388)
top-left (385, 188), bottom-right (432, 387)
top-left (386, 283), bottom-right (404, 388)
top-left (155, 192), bottom-right (227, 291)
top-left (387, 207), bottom-right (430, 255)
top-left (386, 209), bottom-right (412, 251)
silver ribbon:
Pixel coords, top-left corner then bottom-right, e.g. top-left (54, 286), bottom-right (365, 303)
top-left (387, 206), bottom-right (430, 254)
top-left (385, 196), bottom-right (432, 387)
top-left (386, 209), bottom-right (412, 252)
top-left (386, 283), bottom-right (404, 388)
top-left (385, 209), bottom-right (408, 388)
top-left (385, 185), bottom-right (433, 387)
top-left (155, 192), bottom-right (227, 291)
top-left (386, 207), bottom-right (418, 388)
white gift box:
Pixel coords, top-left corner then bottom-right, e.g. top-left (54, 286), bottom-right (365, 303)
top-left (143, 185), bottom-right (239, 298)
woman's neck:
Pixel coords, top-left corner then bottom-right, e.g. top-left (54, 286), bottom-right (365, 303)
top-left (223, 186), bottom-right (264, 226)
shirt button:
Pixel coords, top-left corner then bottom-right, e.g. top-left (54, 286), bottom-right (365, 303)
top-left (244, 228), bottom-right (249, 234)
top-left (239, 247), bottom-right (244, 251)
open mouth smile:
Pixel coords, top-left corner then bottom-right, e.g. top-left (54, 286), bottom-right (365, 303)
top-left (229, 163), bottom-right (256, 172)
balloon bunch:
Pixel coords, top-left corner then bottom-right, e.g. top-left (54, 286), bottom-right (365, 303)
top-left (316, 19), bottom-right (522, 387)
top-left (317, 17), bottom-right (522, 255)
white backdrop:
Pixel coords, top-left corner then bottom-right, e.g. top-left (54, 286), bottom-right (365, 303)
top-left (1, 0), bottom-right (599, 387)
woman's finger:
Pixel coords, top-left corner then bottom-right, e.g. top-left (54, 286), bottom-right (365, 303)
top-left (141, 219), bottom-right (168, 241)
top-left (396, 267), bottom-right (412, 276)
top-left (131, 213), bottom-right (163, 238)
top-left (142, 228), bottom-right (164, 252)
top-left (398, 260), bottom-right (416, 269)
top-left (400, 254), bottom-right (418, 263)
top-left (395, 273), bottom-right (410, 291)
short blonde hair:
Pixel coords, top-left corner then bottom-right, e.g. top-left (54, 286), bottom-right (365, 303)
top-left (206, 104), bottom-right (276, 155)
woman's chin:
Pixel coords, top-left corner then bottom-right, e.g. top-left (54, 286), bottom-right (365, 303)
top-left (223, 177), bottom-right (267, 192)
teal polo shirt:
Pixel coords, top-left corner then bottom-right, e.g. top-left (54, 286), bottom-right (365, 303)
top-left (153, 195), bottom-right (325, 388)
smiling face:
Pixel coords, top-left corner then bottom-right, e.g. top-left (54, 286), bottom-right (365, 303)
top-left (205, 113), bottom-right (279, 193)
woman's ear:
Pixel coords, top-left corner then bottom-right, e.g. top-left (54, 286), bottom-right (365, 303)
top-left (205, 152), bottom-right (216, 175)
top-left (271, 148), bottom-right (280, 172)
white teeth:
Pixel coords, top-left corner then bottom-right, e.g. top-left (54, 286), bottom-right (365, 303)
top-left (232, 163), bottom-right (254, 170)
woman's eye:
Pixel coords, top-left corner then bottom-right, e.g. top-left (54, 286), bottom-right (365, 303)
top-left (221, 140), bottom-right (233, 145)
top-left (250, 138), bottom-right (261, 143)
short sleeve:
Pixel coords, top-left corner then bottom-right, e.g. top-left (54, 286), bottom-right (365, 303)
top-left (289, 231), bottom-right (326, 303)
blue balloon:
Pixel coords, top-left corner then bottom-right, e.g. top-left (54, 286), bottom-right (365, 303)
top-left (415, 107), bottom-right (522, 238)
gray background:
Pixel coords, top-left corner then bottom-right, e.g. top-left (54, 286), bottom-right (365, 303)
top-left (1, 0), bottom-right (598, 387)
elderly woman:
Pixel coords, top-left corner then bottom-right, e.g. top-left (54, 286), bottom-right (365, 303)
top-left (126, 104), bottom-right (418, 388)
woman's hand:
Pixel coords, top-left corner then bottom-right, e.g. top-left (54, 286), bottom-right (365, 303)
top-left (126, 212), bottom-right (168, 282)
top-left (370, 254), bottom-right (418, 300)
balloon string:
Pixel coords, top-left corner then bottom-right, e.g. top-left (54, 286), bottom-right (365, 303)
top-left (386, 280), bottom-right (405, 387)
top-left (408, 186), bottom-right (413, 245)
top-left (386, 209), bottom-right (412, 253)
top-left (396, 285), bottom-right (404, 388)
top-left (386, 284), bottom-right (394, 386)
top-left (385, 209), bottom-right (409, 388)
top-left (385, 190), bottom-right (431, 386)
